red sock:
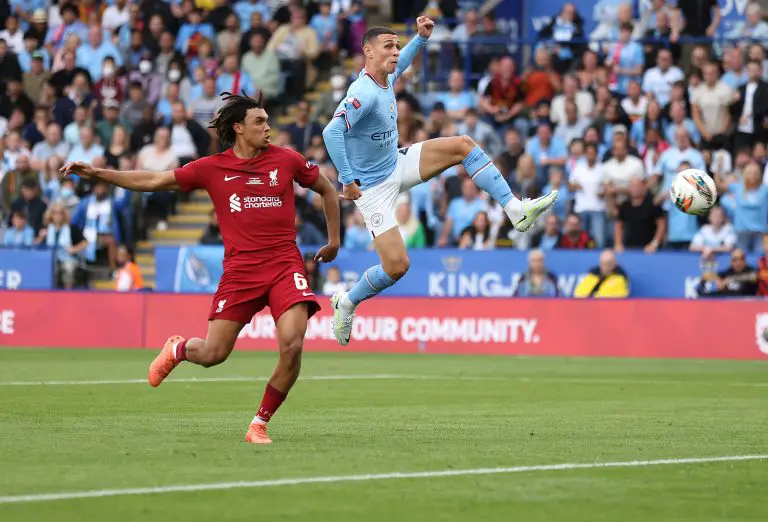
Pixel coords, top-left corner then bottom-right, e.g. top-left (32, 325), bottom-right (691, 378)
top-left (173, 339), bottom-right (187, 362)
top-left (254, 384), bottom-right (287, 424)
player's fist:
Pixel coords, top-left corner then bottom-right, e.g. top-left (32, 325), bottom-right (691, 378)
top-left (339, 183), bottom-right (362, 201)
top-left (60, 161), bottom-right (96, 180)
top-left (416, 16), bottom-right (435, 39)
top-left (315, 242), bottom-right (340, 263)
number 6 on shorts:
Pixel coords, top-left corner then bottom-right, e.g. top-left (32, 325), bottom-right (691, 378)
top-left (294, 272), bottom-right (308, 290)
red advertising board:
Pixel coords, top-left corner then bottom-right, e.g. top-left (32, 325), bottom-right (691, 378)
top-left (1, 291), bottom-right (767, 359)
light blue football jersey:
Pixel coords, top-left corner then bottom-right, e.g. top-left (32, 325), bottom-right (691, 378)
top-left (326, 35), bottom-right (427, 190)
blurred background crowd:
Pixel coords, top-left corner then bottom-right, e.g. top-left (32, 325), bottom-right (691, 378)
top-left (0, 0), bottom-right (766, 297)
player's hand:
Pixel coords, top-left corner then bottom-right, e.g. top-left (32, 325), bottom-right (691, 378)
top-left (60, 161), bottom-right (96, 180)
top-left (315, 242), bottom-right (340, 263)
top-left (416, 16), bottom-right (435, 39)
top-left (339, 183), bottom-right (362, 201)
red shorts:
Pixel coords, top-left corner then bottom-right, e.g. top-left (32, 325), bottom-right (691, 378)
top-left (208, 248), bottom-right (321, 324)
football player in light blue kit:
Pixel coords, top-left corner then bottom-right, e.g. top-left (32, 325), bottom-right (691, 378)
top-left (322, 17), bottom-right (559, 346)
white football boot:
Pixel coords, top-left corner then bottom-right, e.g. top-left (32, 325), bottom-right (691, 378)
top-left (509, 190), bottom-right (559, 233)
top-left (330, 291), bottom-right (355, 347)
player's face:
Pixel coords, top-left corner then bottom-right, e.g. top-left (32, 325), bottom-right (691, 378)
top-left (368, 34), bottom-right (400, 75)
top-left (237, 107), bottom-right (271, 150)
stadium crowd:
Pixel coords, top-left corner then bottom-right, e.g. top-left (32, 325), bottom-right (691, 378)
top-left (0, 0), bottom-right (767, 296)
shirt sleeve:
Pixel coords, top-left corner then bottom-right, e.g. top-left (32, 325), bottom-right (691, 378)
top-left (174, 157), bottom-right (207, 192)
top-left (70, 224), bottom-right (85, 245)
top-left (291, 150), bottom-right (320, 188)
top-left (333, 89), bottom-right (372, 130)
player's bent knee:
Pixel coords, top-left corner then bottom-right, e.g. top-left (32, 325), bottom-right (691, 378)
top-left (457, 135), bottom-right (476, 156)
top-left (279, 336), bottom-right (304, 372)
top-left (387, 256), bottom-right (410, 280)
top-left (199, 342), bottom-right (232, 367)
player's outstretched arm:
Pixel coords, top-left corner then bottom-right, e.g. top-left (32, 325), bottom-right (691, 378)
top-left (59, 161), bottom-right (180, 192)
top-left (309, 173), bottom-right (342, 263)
top-left (395, 16), bottom-right (434, 78)
top-left (322, 117), bottom-right (361, 200)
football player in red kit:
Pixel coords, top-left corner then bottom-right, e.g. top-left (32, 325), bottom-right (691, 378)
top-left (60, 92), bottom-right (341, 444)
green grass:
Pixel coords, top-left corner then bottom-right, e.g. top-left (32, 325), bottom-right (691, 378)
top-left (0, 348), bottom-right (766, 521)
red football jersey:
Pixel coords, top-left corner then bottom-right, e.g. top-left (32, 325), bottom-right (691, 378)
top-left (174, 146), bottom-right (319, 260)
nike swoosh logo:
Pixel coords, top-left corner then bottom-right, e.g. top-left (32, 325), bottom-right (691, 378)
top-left (224, 176), bottom-right (240, 181)
top-left (303, 292), bottom-right (314, 297)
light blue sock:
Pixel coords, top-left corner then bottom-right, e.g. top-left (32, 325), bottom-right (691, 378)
top-left (346, 264), bottom-right (396, 306)
top-left (462, 145), bottom-right (515, 208)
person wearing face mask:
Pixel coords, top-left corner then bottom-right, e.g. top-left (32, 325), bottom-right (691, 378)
top-left (128, 53), bottom-right (163, 105)
top-left (93, 57), bottom-right (125, 104)
top-left (163, 61), bottom-right (193, 105)
top-left (55, 178), bottom-right (81, 216)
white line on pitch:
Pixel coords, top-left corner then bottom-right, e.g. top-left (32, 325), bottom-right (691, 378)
top-left (0, 374), bottom-right (431, 386)
top-left (0, 454), bottom-right (764, 505)
top-left (0, 375), bottom-right (765, 387)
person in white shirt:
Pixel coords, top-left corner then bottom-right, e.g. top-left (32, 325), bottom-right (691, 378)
top-left (621, 80), bottom-right (648, 123)
top-left (550, 75), bottom-right (595, 124)
top-left (0, 15), bottom-right (24, 55)
top-left (602, 139), bottom-right (646, 214)
top-left (569, 142), bottom-right (607, 247)
top-left (555, 100), bottom-right (591, 147)
top-left (690, 206), bottom-right (737, 257)
top-left (692, 63), bottom-right (733, 147)
top-left (642, 49), bottom-right (684, 107)
top-left (101, 0), bottom-right (131, 31)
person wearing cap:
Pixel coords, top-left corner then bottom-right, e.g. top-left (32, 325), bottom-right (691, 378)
top-left (18, 31), bottom-right (51, 73)
top-left (22, 51), bottom-right (51, 103)
top-left (26, 8), bottom-right (49, 44)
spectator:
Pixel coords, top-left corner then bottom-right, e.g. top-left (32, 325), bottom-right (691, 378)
top-left (574, 249), bottom-right (630, 298)
top-left (267, 7), bottom-right (320, 103)
top-left (22, 52), bottom-right (51, 104)
top-left (543, 168), bottom-right (570, 221)
top-left (286, 100), bottom-right (323, 154)
top-left (3, 209), bottom-right (35, 247)
top-left (92, 56), bottom-right (124, 104)
top-left (45, 4), bottom-right (88, 52)
top-left (295, 211), bottom-right (326, 245)
top-left (396, 199), bottom-right (426, 248)
top-left (322, 266), bottom-right (346, 296)
top-left (716, 161), bottom-right (768, 253)
top-left (621, 81), bottom-right (648, 124)
top-left (128, 53), bottom-right (164, 106)
top-left (0, 79), bottom-right (34, 122)
top-left (188, 77), bottom-right (223, 129)
top-left (8, 177), bottom-right (46, 234)
top-left (4, 154), bottom-right (37, 204)
top-left (66, 126), bottom-right (105, 170)
top-left (458, 211), bottom-right (494, 250)
top-left (537, 4), bottom-right (585, 74)
top-left (241, 32), bottom-right (280, 102)
top-left (169, 102), bottom-right (211, 163)
top-left (514, 249), bottom-right (559, 297)
top-left (102, 0), bottom-right (131, 32)
top-left (642, 49), bottom-right (684, 108)
top-left (603, 138), bottom-right (646, 213)
top-left (343, 208), bottom-right (371, 250)
top-left (671, 0), bottom-right (721, 74)
top-left (137, 127), bottom-right (180, 231)
top-left (606, 23), bottom-right (644, 96)
top-left (522, 45), bottom-right (560, 109)
top-left (726, 2), bottom-right (768, 48)
top-left (730, 59), bottom-right (768, 150)
top-left (525, 122), bottom-right (567, 185)
top-left (71, 179), bottom-right (120, 269)
top-left (757, 234), bottom-right (768, 296)
top-left (437, 70), bottom-right (476, 122)
top-left (721, 46), bottom-right (747, 91)
top-left (456, 108), bottom-right (503, 159)
top-left (176, 8), bottom-right (216, 56)
top-left (104, 125), bottom-right (130, 169)
top-left (690, 205), bottom-right (737, 256)
top-left (30, 122), bottom-right (68, 171)
top-left (216, 13), bottom-right (243, 56)
top-left (217, 53), bottom-right (256, 97)
top-left (665, 100), bottom-right (701, 147)
top-left (497, 128), bottom-right (524, 177)
top-left (697, 248), bottom-right (757, 297)
top-left (569, 142), bottom-right (606, 247)
top-left (439, 177), bottom-right (487, 246)
top-left (615, 177), bottom-right (665, 253)
top-left (691, 62), bottom-right (733, 149)
top-left (200, 209), bottom-right (223, 245)
top-left (652, 127), bottom-right (706, 188)
top-left (40, 156), bottom-right (63, 202)
top-left (114, 246), bottom-right (144, 291)
top-left (557, 213), bottom-right (595, 249)
top-left (555, 100), bottom-right (591, 147)
top-left (303, 252), bottom-right (324, 290)
top-left (36, 201), bottom-right (88, 289)
top-left (63, 105), bottom-right (89, 147)
top-left (310, 0), bottom-right (339, 73)
top-left (54, 178), bottom-right (81, 217)
top-left (119, 81), bottom-right (149, 130)
top-left (479, 55), bottom-right (524, 134)
top-left (76, 25), bottom-right (123, 83)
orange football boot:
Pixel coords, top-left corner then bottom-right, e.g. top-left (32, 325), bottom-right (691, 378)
top-left (148, 335), bottom-right (185, 387)
top-left (244, 423), bottom-right (273, 444)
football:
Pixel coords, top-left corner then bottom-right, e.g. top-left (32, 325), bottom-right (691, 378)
top-left (669, 169), bottom-right (718, 215)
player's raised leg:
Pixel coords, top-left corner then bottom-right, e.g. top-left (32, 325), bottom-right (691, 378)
top-left (245, 303), bottom-right (310, 444)
top-left (419, 135), bottom-right (558, 232)
top-left (332, 228), bottom-right (407, 345)
top-left (148, 319), bottom-right (243, 387)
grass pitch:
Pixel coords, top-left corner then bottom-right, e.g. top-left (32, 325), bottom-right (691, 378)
top-left (0, 348), bottom-right (766, 521)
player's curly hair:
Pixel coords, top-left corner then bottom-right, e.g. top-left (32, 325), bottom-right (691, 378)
top-left (209, 91), bottom-right (264, 147)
